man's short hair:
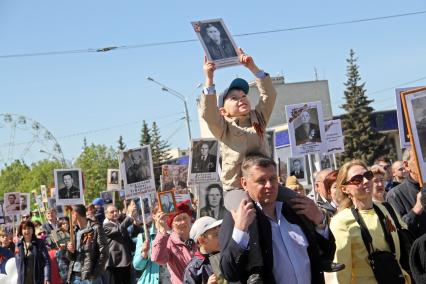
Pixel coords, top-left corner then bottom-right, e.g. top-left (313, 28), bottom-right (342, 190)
top-left (241, 152), bottom-right (276, 177)
top-left (293, 159), bottom-right (301, 165)
top-left (62, 172), bottom-right (73, 180)
top-left (374, 156), bottom-right (391, 165)
top-left (72, 204), bottom-right (87, 218)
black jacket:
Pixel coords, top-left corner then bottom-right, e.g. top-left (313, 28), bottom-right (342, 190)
top-left (219, 201), bottom-right (335, 284)
top-left (386, 175), bottom-right (426, 237)
top-left (103, 216), bottom-right (133, 268)
top-left (16, 238), bottom-right (51, 284)
top-left (66, 219), bottom-right (108, 282)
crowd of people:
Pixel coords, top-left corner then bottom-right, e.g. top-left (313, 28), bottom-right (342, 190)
top-left (1, 50), bottom-right (425, 284)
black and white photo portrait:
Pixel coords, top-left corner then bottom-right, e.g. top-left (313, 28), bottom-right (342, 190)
top-left (124, 148), bottom-right (151, 184)
top-left (199, 183), bottom-right (225, 220)
top-left (412, 96), bottom-right (426, 161)
top-left (4, 192), bottom-right (21, 216)
top-left (192, 18), bottom-right (239, 68)
top-left (158, 191), bottom-right (176, 214)
top-left (20, 193), bottom-right (30, 216)
top-left (100, 191), bottom-right (113, 205)
top-left (266, 129), bottom-right (276, 160)
top-left (191, 140), bottom-right (218, 174)
top-left (0, 201), bottom-right (5, 224)
top-left (54, 169), bottom-right (84, 206)
top-left (288, 157), bottom-right (306, 181)
top-left (107, 169), bottom-right (121, 191)
top-left (320, 154), bottom-right (332, 170)
top-left (295, 108), bottom-right (321, 145)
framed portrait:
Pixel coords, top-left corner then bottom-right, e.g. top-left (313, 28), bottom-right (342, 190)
top-left (54, 169), bottom-right (84, 206)
top-left (188, 138), bottom-right (220, 184)
top-left (197, 182), bottom-right (225, 220)
top-left (287, 157), bottom-right (307, 184)
top-left (161, 165), bottom-right (188, 191)
top-left (0, 201), bottom-right (5, 224)
top-left (140, 196), bottom-right (153, 224)
top-left (40, 185), bottom-right (48, 203)
top-left (20, 193), bottom-right (30, 216)
top-left (4, 192), bottom-right (21, 216)
top-left (32, 190), bottom-right (45, 212)
top-left (266, 129), bottom-right (276, 160)
top-left (319, 153), bottom-right (334, 170)
top-left (401, 87), bottom-right (426, 186)
top-left (100, 191), bottom-right (114, 205)
top-left (324, 119), bottom-right (345, 154)
top-left (107, 169), bottom-right (121, 191)
top-left (396, 87), bottom-right (418, 148)
top-left (286, 101), bottom-right (326, 156)
top-left (119, 146), bottom-right (156, 200)
top-left (48, 197), bottom-right (64, 218)
top-left (191, 18), bottom-right (239, 68)
top-left (157, 190), bottom-right (177, 214)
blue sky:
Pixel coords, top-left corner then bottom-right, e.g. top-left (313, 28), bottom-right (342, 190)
top-left (1, 1), bottom-right (425, 165)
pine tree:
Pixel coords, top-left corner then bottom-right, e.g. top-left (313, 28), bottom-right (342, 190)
top-left (82, 137), bottom-right (88, 150)
top-left (117, 135), bottom-right (126, 150)
top-left (339, 49), bottom-right (387, 165)
top-left (140, 120), bottom-right (151, 146)
top-left (150, 121), bottom-right (172, 164)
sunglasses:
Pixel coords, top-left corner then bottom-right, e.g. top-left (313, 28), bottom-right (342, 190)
top-left (343, 170), bottom-right (374, 186)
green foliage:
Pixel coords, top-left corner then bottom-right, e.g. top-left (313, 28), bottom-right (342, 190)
top-left (140, 120), bottom-right (151, 146)
top-left (74, 144), bottom-right (119, 203)
top-left (339, 49), bottom-right (388, 165)
top-left (151, 122), bottom-right (172, 165)
top-left (0, 160), bottom-right (30, 197)
top-left (18, 160), bottom-right (63, 193)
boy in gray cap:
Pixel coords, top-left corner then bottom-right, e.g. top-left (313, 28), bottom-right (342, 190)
top-left (183, 216), bottom-right (223, 284)
top-left (200, 48), bottom-right (276, 282)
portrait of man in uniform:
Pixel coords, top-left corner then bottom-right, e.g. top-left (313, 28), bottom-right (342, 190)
top-left (125, 148), bottom-right (151, 184)
top-left (191, 141), bottom-right (218, 174)
top-left (295, 109), bottom-right (321, 145)
top-left (58, 172), bottom-right (80, 199)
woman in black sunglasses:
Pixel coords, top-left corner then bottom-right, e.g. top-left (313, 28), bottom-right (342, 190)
top-left (328, 160), bottom-right (411, 284)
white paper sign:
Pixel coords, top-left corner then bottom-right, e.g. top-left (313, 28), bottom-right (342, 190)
top-left (286, 101), bottom-right (326, 156)
top-left (119, 146), bottom-right (156, 200)
top-left (324, 119), bottom-right (345, 154)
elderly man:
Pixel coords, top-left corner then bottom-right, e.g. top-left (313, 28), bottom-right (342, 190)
top-left (314, 169), bottom-right (336, 224)
top-left (103, 204), bottom-right (136, 284)
top-left (386, 148), bottom-right (426, 237)
top-left (391, 160), bottom-right (406, 188)
top-left (220, 153), bottom-right (336, 283)
top-left (42, 208), bottom-right (58, 235)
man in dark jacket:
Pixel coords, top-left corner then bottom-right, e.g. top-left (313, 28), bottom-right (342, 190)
top-left (386, 147), bottom-right (426, 237)
top-left (220, 153), bottom-right (335, 284)
top-left (66, 204), bottom-right (108, 283)
top-left (103, 204), bottom-right (135, 284)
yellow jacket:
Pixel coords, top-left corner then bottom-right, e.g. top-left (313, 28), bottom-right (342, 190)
top-left (328, 202), bottom-right (411, 284)
top-left (199, 75), bottom-right (277, 191)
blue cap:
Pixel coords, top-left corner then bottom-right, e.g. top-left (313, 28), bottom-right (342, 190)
top-left (218, 78), bottom-right (249, 108)
top-left (92, 197), bottom-right (104, 206)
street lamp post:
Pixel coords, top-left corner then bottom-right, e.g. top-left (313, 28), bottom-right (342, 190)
top-left (146, 77), bottom-right (197, 146)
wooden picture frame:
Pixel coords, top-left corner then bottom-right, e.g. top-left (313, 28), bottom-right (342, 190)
top-left (400, 86), bottom-right (426, 187)
top-left (157, 190), bottom-right (177, 214)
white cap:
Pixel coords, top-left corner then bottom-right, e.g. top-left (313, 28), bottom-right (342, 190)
top-left (190, 216), bottom-right (222, 241)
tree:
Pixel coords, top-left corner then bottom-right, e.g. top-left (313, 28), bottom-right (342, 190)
top-left (140, 121), bottom-right (151, 146)
top-left (74, 144), bottom-right (119, 203)
top-left (0, 160), bottom-right (30, 197)
top-left (339, 49), bottom-right (387, 165)
top-left (151, 121), bottom-right (172, 165)
top-left (117, 135), bottom-right (126, 151)
top-left (18, 159), bottom-right (63, 193)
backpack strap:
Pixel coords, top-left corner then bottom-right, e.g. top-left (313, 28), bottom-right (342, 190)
top-left (351, 207), bottom-right (374, 255)
top-left (381, 202), bottom-right (402, 230)
top-left (373, 204), bottom-right (396, 255)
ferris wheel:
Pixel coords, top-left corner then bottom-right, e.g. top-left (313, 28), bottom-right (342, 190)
top-left (0, 113), bottom-right (65, 168)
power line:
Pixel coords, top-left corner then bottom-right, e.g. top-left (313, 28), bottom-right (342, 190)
top-left (1, 10), bottom-right (425, 59)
